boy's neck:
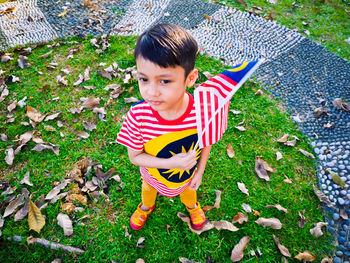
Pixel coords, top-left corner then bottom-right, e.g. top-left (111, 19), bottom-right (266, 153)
top-left (156, 93), bottom-right (189, 121)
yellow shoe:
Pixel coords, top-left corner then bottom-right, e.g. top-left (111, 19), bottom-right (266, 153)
top-left (186, 202), bottom-right (206, 230)
top-left (130, 203), bottom-right (155, 230)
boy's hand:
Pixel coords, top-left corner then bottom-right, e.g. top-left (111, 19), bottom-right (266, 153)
top-left (189, 169), bottom-right (203, 190)
top-left (169, 150), bottom-right (197, 171)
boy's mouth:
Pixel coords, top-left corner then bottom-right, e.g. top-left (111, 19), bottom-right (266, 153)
top-left (148, 100), bottom-right (163, 106)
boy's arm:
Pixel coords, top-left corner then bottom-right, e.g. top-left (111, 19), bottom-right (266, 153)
top-left (189, 145), bottom-right (212, 190)
top-left (127, 148), bottom-right (197, 171)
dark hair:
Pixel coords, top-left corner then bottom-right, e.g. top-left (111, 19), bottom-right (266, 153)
top-left (134, 23), bottom-right (198, 78)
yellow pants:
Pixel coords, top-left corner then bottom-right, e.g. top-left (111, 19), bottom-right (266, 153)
top-left (141, 181), bottom-right (197, 208)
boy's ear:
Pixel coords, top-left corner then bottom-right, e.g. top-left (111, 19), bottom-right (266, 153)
top-left (186, 68), bottom-right (199, 87)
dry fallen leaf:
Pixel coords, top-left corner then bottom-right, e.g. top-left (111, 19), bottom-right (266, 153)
top-left (82, 97), bottom-right (100, 109)
top-left (45, 181), bottom-right (68, 200)
top-left (5, 148), bottom-right (15, 165)
top-left (177, 212), bottom-right (214, 235)
top-left (298, 210), bottom-right (307, 228)
top-left (136, 237), bottom-right (145, 248)
top-left (227, 144), bottom-right (235, 158)
top-left (3, 193), bottom-right (25, 217)
top-left (203, 190), bottom-right (221, 212)
top-left (61, 203), bottom-right (76, 214)
top-left (124, 97), bottom-right (139, 103)
top-left (14, 199), bottom-right (29, 222)
top-left (230, 236), bottom-right (250, 262)
top-left (237, 182), bottom-right (249, 196)
top-left (310, 222), bottom-right (328, 237)
top-left (276, 152), bottom-right (283, 161)
top-left (28, 200), bottom-right (46, 233)
top-left (283, 176), bottom-right (293, 184)
top-left (273, 234), bottom-right (291, 257)
top-left (320, 258), bottom-right (333, 263)
top-left (255, 156), bottom-right (275, 181)
top-left (277, 134), bottom-right (289, 143)
top-left (77, 131), bottom-right (90, 139)
top-left (242, 203), bottom-right (252, 213)
top-left (340, 209), bottom-right (348, 220)
top-left (255, 217), bottom-right (282, 229)
top-left (19, 172), bottom-right (33, 186)
top-left (44, 112), bottom-right (60, 122)
top-left (232, 212), bottom-right (248, 224)
top-left (332, 98), bottom-right (350, 111)
top-left (312, 185), bottom-right (334, 207)
top-left (298, 148), bottom-right (315, 159)
top-left (265, 204), bottom-right (288, 213)
top-left (26, 106), bottom-right (46, 123)
top-left (212, 220), bottom-right (239, 231)
top-left (294, 251), bottom-right (315, 261)
top-left (57, 212), bottom-right (73, 236)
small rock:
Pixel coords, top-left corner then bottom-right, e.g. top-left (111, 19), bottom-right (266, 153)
top-left (338, 236), bottom-right (346, 244)
top-left (339, 244), bottom-right (346, 251)
top-left (334, 213), bottom-right (340, 220)
top-left (333, 257), bottom-right (342, 263)
top-left (339, 230), bottom-right (346, 236)
top-left (335, 251), bottom-right (343, 257)
top-left (338, 198), bottom-right (345, 206)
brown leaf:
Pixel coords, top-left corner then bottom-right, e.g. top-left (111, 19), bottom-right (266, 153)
top-left (265, 204), bottom-right (288, 213)
top-left (83, 121), bottom-right (96, 131)
top-left (255, 217), bottom-right (282, 229)
top-left (312, 185), bottom-right (334, 207)
top-left (28, 200), bottom-right (45, 233)
top-left (19, 172), bottom-right (33, 186)
top-left (212, 220), bottom-right (239, 231)
top-left (232, 212), bottom-right (248, 224)
top-left (136, 237), bottom-right (145, 248)
top-left (124, 97), bottom-right (139, 103)
top-left (332, 98), bottom-right (350, 111)
top-left (3, 193), bottom-right (25, 217)
top-left (283, 176), bottom-right (293, 184)
top-left (340, 209), bottom-right (348, 220)
top-left (32, 143), bottom-right (59, 155)
top-left (203, 190), bottom-right (221, 212)
top-left (14, 199), bottom-right (29, 222)
top-left (39, 50), bottom-right (53, 58)
top-left (73, 74), bottom-right (84, 86)
top-left (298, 209), bottom-right (307, 228)
top-left (1, 134), bottom-right (8, 142)
top-left (66, 194), bottom-right (87, 205)
top-left (294, 251), bottom-right (315, 261)
top-left (82, 97), bottom-right (100, 109)
top-left (7, 100), bottom-right (17, 112)
top-left (56, 75), bottom-right (68, 85)
top-left (299, 148), bottom-right (315, 159)
top-left (61, 203), bottom-right (76, 214)
top-left (255, 156), bottom-right (275, 181)
top-left (237, 182), bottom-right (249, 196)
top-left (177, 212), bottom-right (213, 235)
top-left (77, 131), bottom-right (90, 139)
top-left (5, 148), bottom-right (15, 165)
top-left (0, 86), bottom-right (9, 103)
top-left (273, 235), bottom-right (291, 257)
top-left (310, 222), bottom-right (328, 237)
top-left (45, 181), bottom-right (68, 200)
top-left (98, 70), bottom-right (113, 80)
top-left (235, 126), bottom-right (246, 131)
top-left (179, 258), bottom-right (199, 263)
top-left (320, 258), bottom-right (333, 263)
top-left (227, 144), bottom-right (235, 158)
top-left (83, 66), bottom-right (90, 81)
top-left (18, 55), bottom-right (26, 69)
top-left (230, 236), bottom-right (250, 262)
top-left (276, 151), bottom-right (283, 161)
top-left (314, 107), bottom-right (328, 118)
top-left (26, 106), bottom-right (46, 123)
top-left (57, 212), bottom-right (73, 236)
top-left (230, 109), bottom-right (241, 115)
top-left (254, 89), bottom-right (263, 96)
top-left (242, 203), bottom-right (252, 213)
top-left (44, 112), bottom-right (60, 122)
top-left (277, 134), bottom-right (289, 143)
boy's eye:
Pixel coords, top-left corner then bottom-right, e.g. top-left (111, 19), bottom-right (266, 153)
top-left (161, 79), bottom-right (170, 84)
top-left (139, 77), bottom-right (147, 82)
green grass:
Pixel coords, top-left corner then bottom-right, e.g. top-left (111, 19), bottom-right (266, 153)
top-left (0, 35), bottom-right (332, 262)
top-left (211, 0), bottom-right (350, 61)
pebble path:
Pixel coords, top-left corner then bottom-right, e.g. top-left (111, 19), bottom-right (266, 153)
top-left (0, 0), bottom-right (349, 261)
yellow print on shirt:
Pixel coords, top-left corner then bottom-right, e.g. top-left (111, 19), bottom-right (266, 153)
top-left (144, 129), bottom-right (201, 189)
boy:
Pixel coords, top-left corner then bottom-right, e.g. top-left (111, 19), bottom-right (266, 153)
top-left (116, 23), bottom-right (211, 231)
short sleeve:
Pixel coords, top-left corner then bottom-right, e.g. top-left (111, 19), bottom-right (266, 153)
top-left (116, 107), bottom-right (144, 151)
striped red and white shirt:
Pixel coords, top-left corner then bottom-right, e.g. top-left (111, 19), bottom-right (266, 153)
top-left (116, 93), bottom-right (201, 197)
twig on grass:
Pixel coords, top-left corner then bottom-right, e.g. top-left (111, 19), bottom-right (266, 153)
top-left (8, 235), bottom-right (84, 254)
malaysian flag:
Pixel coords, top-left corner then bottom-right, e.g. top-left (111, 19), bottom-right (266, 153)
top-left (194, 60), bottom-right (264, 148)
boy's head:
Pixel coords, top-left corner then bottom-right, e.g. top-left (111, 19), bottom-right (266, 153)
top-left (134, 23), bottom-right (198, 78)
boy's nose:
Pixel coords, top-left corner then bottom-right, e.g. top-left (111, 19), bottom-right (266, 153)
top-left (148, 84), bottom-right (160, 97)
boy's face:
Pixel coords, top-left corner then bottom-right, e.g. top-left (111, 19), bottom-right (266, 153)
top-left (136, 57), bottom-right (197, 115)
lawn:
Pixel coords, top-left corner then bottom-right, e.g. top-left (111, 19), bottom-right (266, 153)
top-left (0, 35), bottom-right (333, 262)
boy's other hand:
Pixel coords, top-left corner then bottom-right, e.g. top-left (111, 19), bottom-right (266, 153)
top-left (169, 150), bottom-right (197, 171)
